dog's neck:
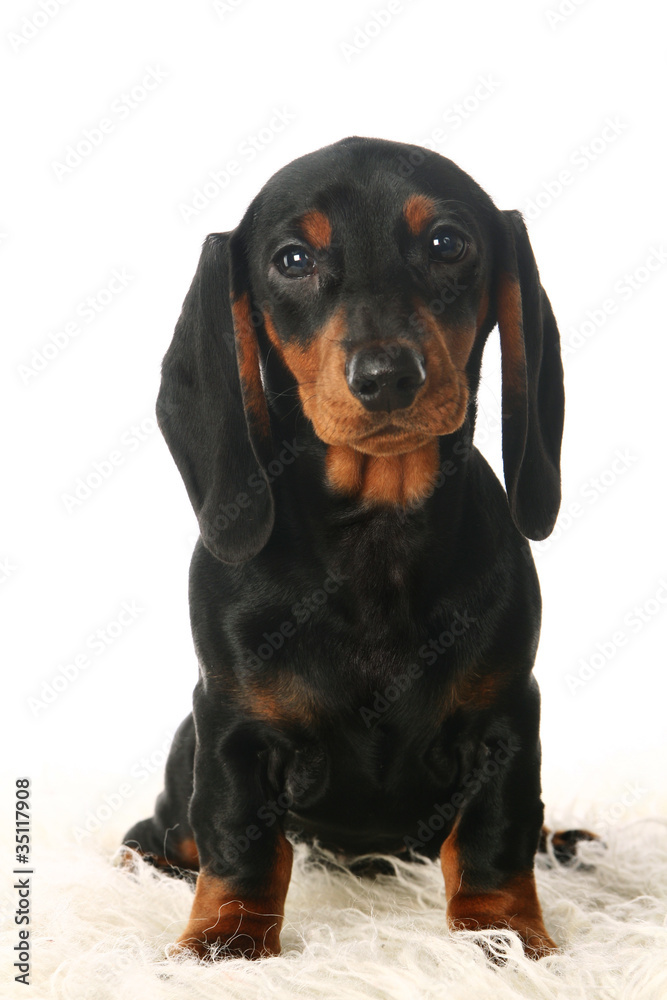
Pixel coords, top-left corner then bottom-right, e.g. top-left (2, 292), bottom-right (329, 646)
top-left (324, 440), bottom-right (441, 507)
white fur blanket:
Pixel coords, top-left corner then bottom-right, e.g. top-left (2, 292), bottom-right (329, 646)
top-left (3, 776), bottom-right (667, 999)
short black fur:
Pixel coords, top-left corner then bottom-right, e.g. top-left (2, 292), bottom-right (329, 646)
top-left (123, 137), bottom-right (574, 960)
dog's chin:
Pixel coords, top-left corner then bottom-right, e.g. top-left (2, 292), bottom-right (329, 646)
top-left (322, 415), bottom-right (468, 456)
top-left (313, 422), bottom-right (431, 456)
top-left (350, 430), bottom-right (433, 456)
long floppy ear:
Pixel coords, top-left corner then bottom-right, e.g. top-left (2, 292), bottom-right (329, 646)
top-left (156, 231), bottom-right (274, 563)
top-left (496, 210), bottom-right (564, 541)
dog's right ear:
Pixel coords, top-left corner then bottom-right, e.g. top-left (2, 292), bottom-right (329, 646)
top-left (156, 232), bottom-right (274, 564)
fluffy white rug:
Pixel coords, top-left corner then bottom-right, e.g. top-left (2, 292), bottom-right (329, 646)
top-left (4, 778), bottom-right (667, 1000)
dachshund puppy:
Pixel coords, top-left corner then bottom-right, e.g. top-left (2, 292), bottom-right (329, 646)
top-left (124, 137), bottom-right (570, 961)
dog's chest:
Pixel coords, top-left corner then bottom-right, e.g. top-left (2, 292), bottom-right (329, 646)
top-left (206, 534), bottom-right (491, 730)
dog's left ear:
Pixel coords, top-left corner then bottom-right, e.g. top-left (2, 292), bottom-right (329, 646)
top-left (495, 210), bottom-right (565, 541)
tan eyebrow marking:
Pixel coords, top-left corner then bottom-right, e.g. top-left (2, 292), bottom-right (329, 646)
top-left (299, 210), bottom-right (332, 249)
top-left (403, 194), bottom-right (437, 235)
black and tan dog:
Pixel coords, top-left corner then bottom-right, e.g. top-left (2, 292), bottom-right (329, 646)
top-left (123, 137), bottom-right (583, 960)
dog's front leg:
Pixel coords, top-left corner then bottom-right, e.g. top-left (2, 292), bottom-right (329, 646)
top-left (173, 702), bottom-right (293, 961)
top-left (440, 678), bottom-right (557, 960)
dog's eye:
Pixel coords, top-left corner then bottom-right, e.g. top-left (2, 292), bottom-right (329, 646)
top-left (429, 227), bottom-right (467, 263)
top-left (275, 246), bottom-right (317, 278)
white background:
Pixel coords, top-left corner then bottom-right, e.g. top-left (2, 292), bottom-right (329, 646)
top-left (2, 0), bottom-right (666, 840)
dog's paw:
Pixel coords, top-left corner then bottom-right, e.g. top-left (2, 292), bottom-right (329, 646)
top-left (449, 911), bottom-right (557, 962)
top-left (539, 826), bottom-right (602, 868)
top-left (167, 928), bottom-right (280, 962)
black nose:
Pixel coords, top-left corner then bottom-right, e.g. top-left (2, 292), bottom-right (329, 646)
top-left (346, 345), bottom-right (426, 412)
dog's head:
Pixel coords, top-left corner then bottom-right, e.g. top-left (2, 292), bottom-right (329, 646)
top-left (158, 137), bottom-right (564, 563)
